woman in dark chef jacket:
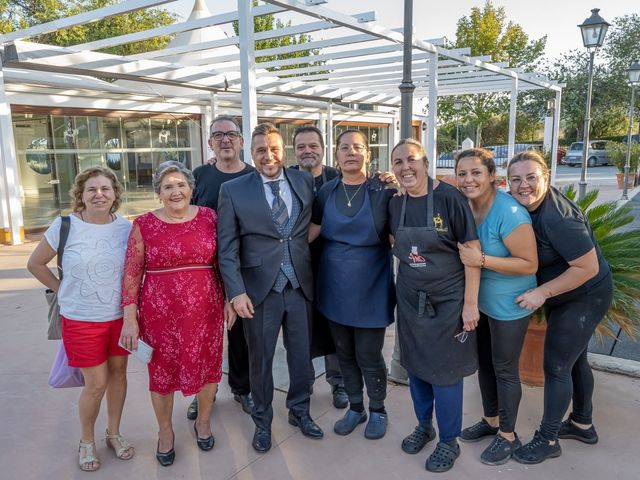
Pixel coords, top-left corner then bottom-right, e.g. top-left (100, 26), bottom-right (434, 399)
top-left (388, 138), bottom-right (480, 473)
top-left (507, 150), bottom-right (613, 465)
top-left (309, 130), bottom-right (396, 441)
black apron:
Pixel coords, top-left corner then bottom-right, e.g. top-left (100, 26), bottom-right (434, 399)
top-left (392, 177), bottom-right (478, 385)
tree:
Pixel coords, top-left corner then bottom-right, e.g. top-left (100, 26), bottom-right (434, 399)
top-left (603, 14), bottom-right (640, 139)
top-left (445, 1), bottom-right (547, 145)
top-left (232, 0), bottom-right (323, 75)
top-left (0, 0), bottom-right (177, 55)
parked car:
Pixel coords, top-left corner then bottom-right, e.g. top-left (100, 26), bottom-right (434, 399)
top-left (563, 140), bottom-right (610, 167)
top-left (484, 144), bottom-right (542, 167)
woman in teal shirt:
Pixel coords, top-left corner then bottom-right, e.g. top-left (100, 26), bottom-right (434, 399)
top-left (455, 148), bottom-right (538, 466)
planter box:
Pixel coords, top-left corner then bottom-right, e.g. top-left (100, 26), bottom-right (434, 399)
top-left (616, 172), bottom-right (637, 189)
top-left (519, 319), bottom-right (546, 387)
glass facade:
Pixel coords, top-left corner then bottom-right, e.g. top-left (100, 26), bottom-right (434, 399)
top-left (12, 111), bottom-right (202, 229)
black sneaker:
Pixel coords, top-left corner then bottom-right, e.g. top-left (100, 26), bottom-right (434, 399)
top-left (513, 431), bottom-right (562, 464)
top-left (558, 419), bottom-right (598, 444)
top-left (480, 434), bottom-right (522, 466)
top-left (459, 418), bottom-right (499, 443)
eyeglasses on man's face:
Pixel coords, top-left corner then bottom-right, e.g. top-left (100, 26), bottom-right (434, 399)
top-left (211, 130), bottom-right (241, 141)
top-left (338, 143), bottom-right (366, 153)
top-left (508, 173), bottom-right (544, 188)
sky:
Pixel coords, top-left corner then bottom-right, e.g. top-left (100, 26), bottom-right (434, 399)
top-left (167, 0), bottom-right (636, 62)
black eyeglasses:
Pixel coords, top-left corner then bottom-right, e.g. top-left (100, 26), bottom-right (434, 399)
top-left (211, 131), bottom-right (241, 141)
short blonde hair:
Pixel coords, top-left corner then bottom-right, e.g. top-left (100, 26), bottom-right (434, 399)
top-left (70, 167), bottom-right (123, 214)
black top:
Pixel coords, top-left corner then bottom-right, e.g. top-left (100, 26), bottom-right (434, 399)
top-left (290, 165), bottom-right (340, 196)
top-left (192, 163), bottom-right (255, 211)
top-left (313, 175), bottom-right (397, 244)
top-left (529, 186), bottom-right (610, 302)
top-left (388, 181), bottom-right (478, 251)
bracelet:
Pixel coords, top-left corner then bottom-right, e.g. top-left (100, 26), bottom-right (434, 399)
top-left (480, 251), bottom-right (486, 269)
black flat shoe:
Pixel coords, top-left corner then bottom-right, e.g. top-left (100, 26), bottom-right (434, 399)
top-left (187, 397), bottom-right (198, 420)
top-left (252, 427), bottom-right (272, 453)
top-left (288, 411), bottom-right (324, 438)
top-left (234, 393), bottom-right (254, 415)
top-left (155, 434), bottom-right (175, 467)
top-left (194, 422), bottom-right (215, 451)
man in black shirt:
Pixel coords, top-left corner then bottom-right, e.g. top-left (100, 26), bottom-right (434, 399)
top-left (188, 115), bottom-right (255, 419)
top-left (291, 126), bottom-right (347, 409)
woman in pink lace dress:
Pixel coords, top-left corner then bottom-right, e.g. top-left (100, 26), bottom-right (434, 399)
top-left (120, 161), bottom-right (228, 466)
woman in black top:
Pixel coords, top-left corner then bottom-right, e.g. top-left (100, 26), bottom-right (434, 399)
top-left (507, 150), bottom-right (613, 465)
top-left (389, 139), bottom-right (480, 473)
top-left (309, 130), bottom-right (396, 441)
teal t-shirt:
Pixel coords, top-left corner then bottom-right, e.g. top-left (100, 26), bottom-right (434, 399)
top-left (478, 190), bottom-right (537, 320)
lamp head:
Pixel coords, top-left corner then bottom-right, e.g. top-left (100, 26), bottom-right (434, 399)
top-left (578, 8), bottom-right (610, 49)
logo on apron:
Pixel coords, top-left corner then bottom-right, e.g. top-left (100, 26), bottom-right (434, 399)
top-left (433, 213), bottom-right (448, 232)
top-left (408, 246), bottom-right (427, 268)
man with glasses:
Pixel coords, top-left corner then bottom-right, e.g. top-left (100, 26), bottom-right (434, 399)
top-left (188, 114), bottom-right (255, 420)
top-left (290, 126), bottom-right (348, 409)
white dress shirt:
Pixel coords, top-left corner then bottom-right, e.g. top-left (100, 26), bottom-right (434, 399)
top-left (261, 170), bottom-right (292, 216)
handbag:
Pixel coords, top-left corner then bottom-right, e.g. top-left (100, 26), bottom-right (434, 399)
top-left (46, 216), bottom-right (70, 340)
top-left (48, 342), bottom-right (85, 388)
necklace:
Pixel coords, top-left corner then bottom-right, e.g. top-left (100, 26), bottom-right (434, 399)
top-left (342, 181), bottom-right (365, 207)
top-left (163, 207), bottom-right (190, 222)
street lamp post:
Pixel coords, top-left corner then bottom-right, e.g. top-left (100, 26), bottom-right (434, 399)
top-left (399, 0), bottom-right (415, 139)
top-left (577, 8), bottom-right (610, 200)
top-left (622, 61), bottom-right (640, 200)
top-left (453, 98), bottom-right (462, 150)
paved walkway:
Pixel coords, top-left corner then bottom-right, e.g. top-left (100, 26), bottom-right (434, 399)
top-left (1, 182), bottom-right (639, 479)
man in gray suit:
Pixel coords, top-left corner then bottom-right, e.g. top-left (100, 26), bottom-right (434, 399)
top-left (217, 123), bottom-right (323, 453)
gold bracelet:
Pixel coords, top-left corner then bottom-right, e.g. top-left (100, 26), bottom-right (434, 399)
top-left (480, 251), bottom-right (486, 269)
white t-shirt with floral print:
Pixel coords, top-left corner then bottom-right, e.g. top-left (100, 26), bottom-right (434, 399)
top-left (44, 214), bottom-right (132, 322)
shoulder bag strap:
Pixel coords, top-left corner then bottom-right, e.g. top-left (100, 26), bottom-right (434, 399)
top-left (57, 216), bottom-right (71, 280)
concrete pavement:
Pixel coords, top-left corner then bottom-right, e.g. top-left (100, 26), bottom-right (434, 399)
top-left (1, 225), bottom-right (640, 479)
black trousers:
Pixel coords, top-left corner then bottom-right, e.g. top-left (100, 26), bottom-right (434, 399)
top-left (243, 286), bottom-right (312, 430)
top-left (539, 273), bottom-right (613, 441)
top-left (227, 318), bottom-right (251, 395)
top-left (476, 313), bottom-right (530, 433)
top-left (328, 321), bottom-right (387, 410)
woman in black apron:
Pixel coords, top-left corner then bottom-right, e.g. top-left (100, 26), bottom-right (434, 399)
top-left (388, 139), bottom-right (480, 473)
top-left (310, 130), bottom-right (396, 441)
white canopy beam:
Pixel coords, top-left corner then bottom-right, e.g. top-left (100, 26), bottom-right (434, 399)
top-left (238, 0), bottom-right (257, 164)
top-left (507, 77), bottom-right (518, 161)
top-left (0, 0), bottom-right (174, 44)
top-left (0, 67), bottom-right (23, 244)
top-left (427, 52), bottom-right (438, 178)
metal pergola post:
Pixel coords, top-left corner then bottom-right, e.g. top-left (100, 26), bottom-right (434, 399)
top-left (399, 0), bottom-right (414, 140)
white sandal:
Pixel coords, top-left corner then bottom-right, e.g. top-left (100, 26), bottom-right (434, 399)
top-left (78, 440), bottom-right (100, 472)
top-left (105, 429), bottom-right (135, 460)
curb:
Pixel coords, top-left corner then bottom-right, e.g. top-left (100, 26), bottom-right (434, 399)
top-left (588, 353), bottom-right (640, 378)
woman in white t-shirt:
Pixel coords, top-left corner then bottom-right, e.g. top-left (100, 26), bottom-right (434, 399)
top-left (28, 167), bottom-right (133, 472)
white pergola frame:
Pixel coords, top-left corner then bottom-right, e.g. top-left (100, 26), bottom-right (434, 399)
top-left (0, 0), bottom-right (562, 244)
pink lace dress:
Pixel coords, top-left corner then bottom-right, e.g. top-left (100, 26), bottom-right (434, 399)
top-left (122, 207), bottom-right (224, 395)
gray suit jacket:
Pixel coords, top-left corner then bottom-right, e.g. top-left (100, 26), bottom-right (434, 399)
top-left (217, 168), bottom-right (314, 306)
